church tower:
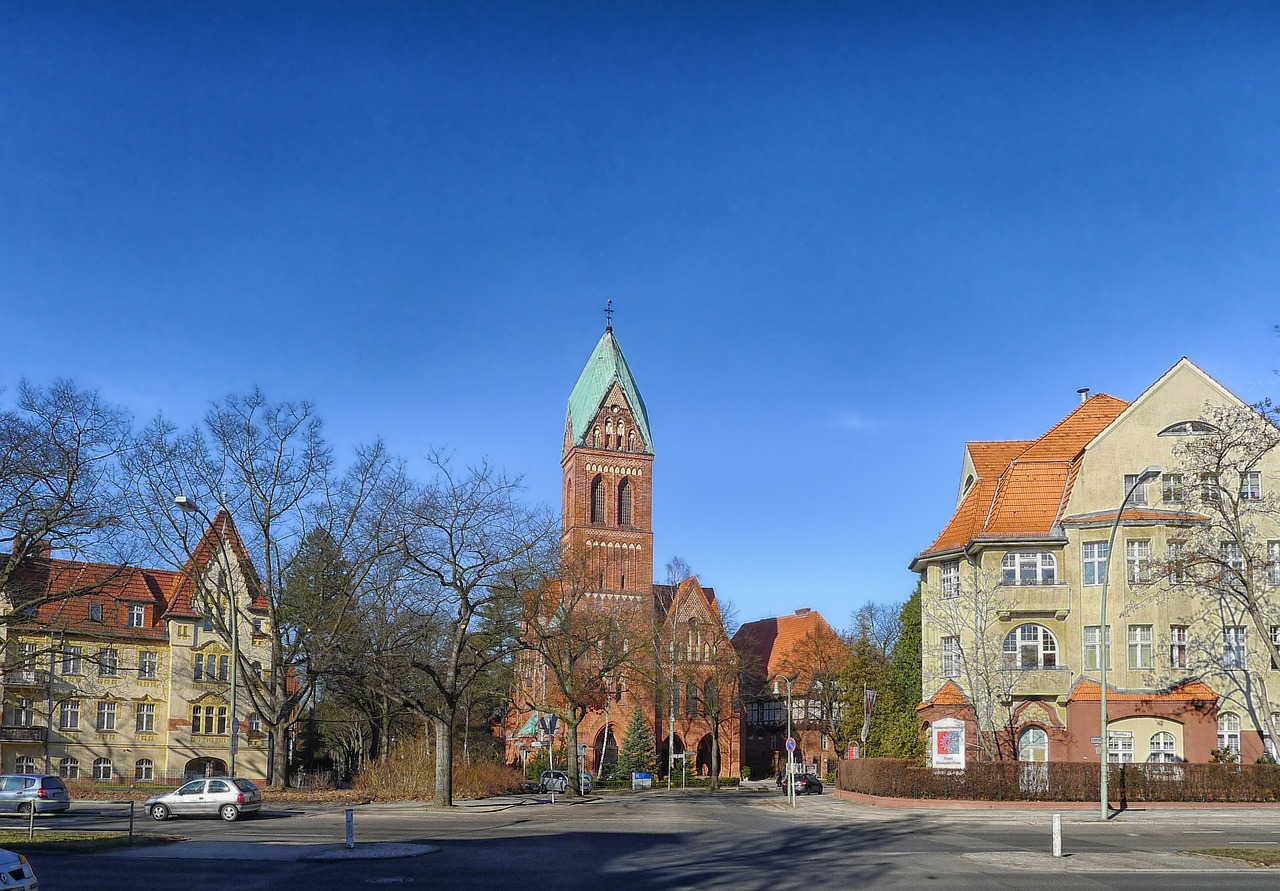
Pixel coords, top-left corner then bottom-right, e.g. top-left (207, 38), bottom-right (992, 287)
top-left (561, 325), bottom-right (654, 596)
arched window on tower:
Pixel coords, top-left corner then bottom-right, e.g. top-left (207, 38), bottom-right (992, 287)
top-left (618, 478), bottom-right (632, 526)
top-left (592, 426), bottom-right (601, 448)
top-left (590, 475), bottom-right (605, 525)
top-left (605, 419), bottom-right (614, 449)
top-left (628, 430), bottom-right (636, 452)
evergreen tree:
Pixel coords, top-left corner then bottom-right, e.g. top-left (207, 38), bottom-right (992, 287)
top-left (616, 707), bottom-right (657, 775)
top-left (883, 587), bottom-right (924, 758)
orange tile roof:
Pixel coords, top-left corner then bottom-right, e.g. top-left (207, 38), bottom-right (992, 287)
top-left (165, 509), bottom-right (269, 618)
top-left (917, 680), bottom-right (969, 710)
top-left (918, 394), bottom-right (1131, 560)
top-left (731, 608), bottom-right (848, 680)
top-left (1068, 679), bottom-right (1218, 703)
top-left (1061, 508), bottom-right (1211, 525)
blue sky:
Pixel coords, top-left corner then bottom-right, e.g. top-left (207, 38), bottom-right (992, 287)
top-left (4, 3), bottom-right (1280, 629)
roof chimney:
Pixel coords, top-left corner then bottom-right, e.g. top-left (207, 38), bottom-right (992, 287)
top-left (1077, 387), bottom-right (1090, 404)
top-left (794, 608), bottom-right (811, 617)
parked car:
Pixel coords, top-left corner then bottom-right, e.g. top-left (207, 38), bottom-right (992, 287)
top-left (790, 773), bottom-right (823, 795)
top-left (0, 848), bottom-right (37, 889)
top-left (0, 774), bottom-right (72, 815)
top-left (538, 770), bottom-right (593, 793)
top-left (145, 777), bottom-right (263, 822)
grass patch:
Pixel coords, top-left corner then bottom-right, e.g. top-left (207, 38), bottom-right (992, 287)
top-left (0, 832), bottom-right (178, 854)
top-left (1187, 848), bottom-right (1280, 867)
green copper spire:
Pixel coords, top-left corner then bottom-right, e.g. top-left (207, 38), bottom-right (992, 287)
top-left (566, 327), bottom-right (653, 453)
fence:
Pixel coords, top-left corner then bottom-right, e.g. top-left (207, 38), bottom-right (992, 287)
top-left (837, 758), bottom-right (1280, 803)
top-left (8, 800), bottom-right (136, 841)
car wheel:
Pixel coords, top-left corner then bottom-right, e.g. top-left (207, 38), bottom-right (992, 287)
top-left (538, 784), bottom-right (547, 793)
top-left (220, 804), bottom-right (240, 822)
top-left (17, 803), bottom-right (32, 816)
top-left (149, 803), bottom-right (170, 821)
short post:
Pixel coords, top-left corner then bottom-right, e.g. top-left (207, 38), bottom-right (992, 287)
top-left (1051, 813), bottom-right (1062, 858)
top-left (26, 806), bottom-right (34, 841)
top-left (129, 800), bottom-right (135, 837)
top-left (345, 808), bottom-right (355, 848)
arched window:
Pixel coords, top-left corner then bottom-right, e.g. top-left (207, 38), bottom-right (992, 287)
top-left (703, 678), bottom-right (716, 714)
top-left (1149, 732), bottom-right (1178, 763)
top-left (592, 426), bottom-right (601, 448)
top-left (1002, 624), bottom-right (1058, 669)
top-left (618, 478), bottom-right (632, 526)
top-left (605, 419), bottom-right (614, 448)
top-left (1002, 551), bottom-right (1057, 586)
top-left (628, 430), bottom-right (636, 452)
top-left (14, 755), bottom-right (34, 774)
top-left (590, 475), bottom-right (605, 525)
top-left (59, 756), bottom-right (79, 779)
top-left (1159, 420), bottom-right (1219, 436)
top-left (685, 680), bottom-right (699, 718)
top-left (1017, 727), bottom-right (1048, 762)
top-left (93, 757), bottom-right (113, 782)
top-left (1218, 712), bottom-right (1241, 756)
top-left (135, 758), bottom-right (154, 781)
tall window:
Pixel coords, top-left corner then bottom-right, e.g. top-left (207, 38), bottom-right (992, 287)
top-left (1241, 471), bottom-right (1263, 501)
top-left (1001, 551), bottom-right (1056, 586)
top-left (1200, 472), bottom-right (1221, 503)
top-left (1082, 542), bottom-right (1108, 586)
top-left (941, 636), bottom-right (961, 677)
top-left (1268, 541), bottom-right (1280, 586)
top-left (590, 475), bottom-right (605, 525)
top-left (1084, 625), bottom-right (1111, 671)
top-left (1124, 474), bottom-right (1149, 506)
top-left (1271, 626), bottom-right (1280, 670)
top-left (136, 702), bottom-right (156, 733)
top-left (1170, 625), bottom-right (1189, 669)
top-left (1167, 541), bottom-right (1187, 584)
top-left (1162, 473), bottom-right (1184, 504)
top-left (1224, 626), bottom-right (1247, 670)
top-left (1222, 542), bottom-right (1245, 575)
top-left (1126, 539), bottom-right (1152, 584)
top-left (61, 646), bottom-right (82, 676)
top-left (96, 700), bottom-right (116, 731)
top-left (139, 651), bottom-right (158, 680)
top-left (1218, 713), bottom-right (1241, 755)
top-left (98, 648), bottom-right (118, 677)
top-left (940, 561), bottom-right (960, 598)
top-left (617, 478), bottom-right (632, 526)
top-left (127, 604), bottom-right (145, 628)
top-left (1149, 732), bottom-right (1178, 763)
top-left (93, 757), bottom-right (113, 781)
top-left (58, 700), bottom-right (79, 730)
top-left (1002, 624), bottom-right (1057, 669)
top-left (191, 705), bottom-right (228, 735)
top-left (685, 680), bottom-right (699, 718)
top-left (1017, 727), bottom-right (1048, 762)
top-left (11, 698), bottom-right (32, 728)
top-left (1128, 625), bottom-right (1153, 669)
top-left (135, 759), bottom-right (154, 782)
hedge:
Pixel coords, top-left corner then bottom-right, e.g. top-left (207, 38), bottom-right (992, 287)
top-left (837, 758), bottom-right (1280, 803)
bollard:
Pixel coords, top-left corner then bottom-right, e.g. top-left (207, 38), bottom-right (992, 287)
top-left (346, 808), bottom-right (355, 848)
top-left (1052, 813), bottom-right (1062, 858)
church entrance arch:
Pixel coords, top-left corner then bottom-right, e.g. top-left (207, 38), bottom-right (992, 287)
top-left (658, 734), bottom-right (685, 778)
top-left (593, 724), bottom-right (619, 775)
top-left (695, 733), bottom-right (718, 777)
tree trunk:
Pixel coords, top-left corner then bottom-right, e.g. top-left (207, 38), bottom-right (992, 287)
top-left (433, 714), bottom-right (453, 807)
top-left (565, 718), bottom-right (583, 795)
top-left (708, 719), bottom-right (720, 791)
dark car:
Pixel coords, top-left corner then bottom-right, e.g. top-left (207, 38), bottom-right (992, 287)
top-left (792, 773), bottom-right (824, 795)
top-left (0, 774), bottom-right (72, 815)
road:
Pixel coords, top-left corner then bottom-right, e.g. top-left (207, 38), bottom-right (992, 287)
top-left (28, 789), bottom-right (1280, 890)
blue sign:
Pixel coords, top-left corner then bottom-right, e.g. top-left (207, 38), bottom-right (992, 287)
top-left (785, 737), bottom-right (796, 752)
top-left (634, 772), bottom-right (653, 780)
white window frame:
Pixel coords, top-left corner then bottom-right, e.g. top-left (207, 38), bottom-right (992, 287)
top-left (96, 700), bottom-right (116, 731)
top-left (1085, 625), bottom-right (1111, 671)
top-left (1222, 542), bottom-right (1245, 574)
top-left (12, 698), bottom-right (33, 728)
top-left (1107, 730), bottom-right (1134, 764)
top-left (1126, 539), bottom-right (1152, 584)
top-left (1002, 624), bottom-right (1058, 670)
top-left (1224, 626), bottom-right (1247, 670)
top-left (1269, 541), bottom-right (1280, 587)
top-left (1167, 541), bottom-right (1187, 584)
top-left (61, 646), bottom-right (82, 676)
top-left (139, 651), bottom-right (158, 680)
top-left (1083, 541), bottom-right (1109, 586)
top-left (940, 560), bottom-right (960, 598)
top-left (1218, 712), bottom-right (1241, 755)
top-left (127, 604), bottom-right (145, 628)
top-left (92, 757), bottom-right (112, 781)
top-left (1149, 731), bottom-right (1178, 763)
top-left (58, 699), bottom-right (79, 730)
top-left (1170, 625), bottom-right (1189, 669)
top-left (1001, 551), bottom-right (1057, 586)
top-left (1124, 474), bottom-right (1149, 506)
top-left (59, 756), bottom-right (79, 779)
top-left (1128, 624), bottom-right (1153, 669)
top-left (1241, 471), bottom-right (1263, 501)
top-left (135, 758), bottom-right (154, 782)
top-left (136, 702), bottom-right (156, 733)
top-left (941, 636), bottom-right (961, 678)
top-left (1162, 473), bottom-right (1184, 504)
top-left (98, 648), bottom-right (118, 677)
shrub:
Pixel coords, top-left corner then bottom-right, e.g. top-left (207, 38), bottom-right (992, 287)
top-left (352, 737), bottom-right (525, 801)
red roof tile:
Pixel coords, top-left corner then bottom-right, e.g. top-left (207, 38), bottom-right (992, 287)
top-left (731, 609), bottom-right (848, 680)
top-left (1068, 679), bottom-right (1218, 702)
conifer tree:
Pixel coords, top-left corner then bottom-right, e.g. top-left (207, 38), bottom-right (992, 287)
top-left (616, 707), bottom-right (657, 775)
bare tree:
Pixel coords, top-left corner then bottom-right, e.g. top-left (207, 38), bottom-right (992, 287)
top-left (398, 453), bottom-right (557, 807)
top-left (921, 567), bottom-right (1018, 760)
top-left (778, 621), bottom-right (852, 763)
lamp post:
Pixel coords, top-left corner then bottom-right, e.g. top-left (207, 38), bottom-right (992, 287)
top-left (175, 494), bottom-right (240, 777)
top-left (772, 673), bottom-right (799, 809)
top-left (1099, 465), bottom-right (1161, 821)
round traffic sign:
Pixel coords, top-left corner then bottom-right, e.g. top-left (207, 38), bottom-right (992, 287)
top-left (785, 737), bottom-right (796, 752)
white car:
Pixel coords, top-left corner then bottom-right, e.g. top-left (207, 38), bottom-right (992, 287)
top-left (0, 848), bottom-right (38, 889)
top-left (144, 777), bottom-right (263, 822)
top-left (538, 770), bottom-right (593, 793)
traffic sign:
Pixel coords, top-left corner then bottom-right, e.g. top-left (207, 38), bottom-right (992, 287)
top-left (785, 737), bottom-right (796, 752)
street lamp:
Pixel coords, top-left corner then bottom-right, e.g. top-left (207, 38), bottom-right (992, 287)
top-left (1099, 465), bottom-right (1161, 821)
top-left (175, 494), bottom-right (240, 777)
top-left (771, 672), bottom-right (800, 809)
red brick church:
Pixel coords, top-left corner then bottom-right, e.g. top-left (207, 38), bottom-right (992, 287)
top-left (504, 324), bottom-right (740, 780)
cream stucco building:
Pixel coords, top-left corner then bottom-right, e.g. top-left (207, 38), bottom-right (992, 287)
top-left (912, 359), bottom-right (1280, 765)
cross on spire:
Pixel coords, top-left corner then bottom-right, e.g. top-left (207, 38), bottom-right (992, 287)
top-left (604, 299), bottom-right (614, 331)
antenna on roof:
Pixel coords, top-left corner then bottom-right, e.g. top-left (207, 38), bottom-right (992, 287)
top-left (604, 299), bottom-right (614, 331)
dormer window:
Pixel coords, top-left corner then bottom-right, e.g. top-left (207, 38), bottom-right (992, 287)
top-left (128, 605), bottom-right (146, 628)
top-left (88, 603), bottom-right (103, 623)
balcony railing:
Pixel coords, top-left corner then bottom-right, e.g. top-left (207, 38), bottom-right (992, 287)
top-left (0, 725), bottom-right (47, 743)
top-left (2, 669), bottom-right (49, 687)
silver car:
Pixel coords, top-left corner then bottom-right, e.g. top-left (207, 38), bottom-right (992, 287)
top-left (145, 777), bottom-right (263, 822)
top-left (0, 848), bottom-right (37, 889)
